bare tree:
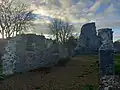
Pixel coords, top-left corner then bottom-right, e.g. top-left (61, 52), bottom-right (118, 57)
top-left (48, 18), bottom-right (74, 44)
top-left (0, 0), bottom-right (34, 39)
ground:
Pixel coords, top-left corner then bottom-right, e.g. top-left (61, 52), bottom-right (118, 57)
top-left (115, 53), bottom-right (120, 74)
top-left (0, 55), bottom-right (99, 90)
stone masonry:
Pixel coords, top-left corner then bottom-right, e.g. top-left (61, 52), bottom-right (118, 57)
top-left (74, 22), bottom-right (101, 54)
top-left (2, 34), bottom-right (59, 76)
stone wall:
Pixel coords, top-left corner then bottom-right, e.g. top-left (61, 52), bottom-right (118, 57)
top-left (0, 39), bottom-right (8, 63)
top-left (98, 29), bottom-right (114, 77)
top-left (97, 29), bottom-right (119, 89)
top-left (2, 34), bottom-right (59, 76)
top-left (58, 44), bottom-right (69, 58)
top-left (74, 22), bottom-right (101, 54)
top-left (98, 28), bottom-right (114, 50)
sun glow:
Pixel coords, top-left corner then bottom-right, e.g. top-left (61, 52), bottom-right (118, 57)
top-left (33, 7), bottom-right (48, 16)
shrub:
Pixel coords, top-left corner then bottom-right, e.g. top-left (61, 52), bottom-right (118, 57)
top-left (56, 57), bottom-right (71, 66)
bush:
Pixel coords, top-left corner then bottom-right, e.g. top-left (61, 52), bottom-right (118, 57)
top-left (56, 57), bottom-right (71, 66)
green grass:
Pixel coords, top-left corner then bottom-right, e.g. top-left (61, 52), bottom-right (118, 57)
top-left (67, 84), bottom-right (98, 90)
top-left (82, 85), bottom-right (98, 90)
top-left (0, 63), bottom-right (5, 80)
top-left (114, 53), bottom-right (120, 74)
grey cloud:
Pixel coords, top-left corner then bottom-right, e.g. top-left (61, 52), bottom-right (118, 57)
top-left (13, 0), bottom-right (120, 38)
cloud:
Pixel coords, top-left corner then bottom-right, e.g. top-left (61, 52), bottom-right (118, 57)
top-left (89, 0), bottom-right (101, 12)
top-left (13, 0), bottom-right (120, 40)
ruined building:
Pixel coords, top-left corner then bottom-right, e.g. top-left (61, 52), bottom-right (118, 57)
top-left (98, 28), bottom-right (114, 77)
top-left (74, 22), bottom-right (101, 54)
top-left (2, 34), bottom-right (59, 75)
top-left (74, 22), bottom-right (113, 54)
top-left (98, 28), bottom-right (114, 50)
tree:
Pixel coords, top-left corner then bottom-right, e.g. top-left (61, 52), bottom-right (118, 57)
top-left (48, 18), bottom-right (74, 44)
top-left (0, 0), bottom-right (34, 39)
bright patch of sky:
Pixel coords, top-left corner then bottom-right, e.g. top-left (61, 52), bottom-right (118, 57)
top-left (14, 0), bottom-right (120, 41)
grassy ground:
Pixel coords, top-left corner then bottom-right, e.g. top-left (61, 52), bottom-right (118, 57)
top-left (0, 53), bottom-right (119, 90)
top-left (0, 55), bottom-right (99, 90)
top-left (114, 53), bottom-right (120, 74)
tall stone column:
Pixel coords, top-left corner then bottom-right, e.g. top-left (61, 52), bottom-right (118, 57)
top-left (98, 28), bottom-right (115, 90)
top-left (98, 28), bottom-right (114, 77)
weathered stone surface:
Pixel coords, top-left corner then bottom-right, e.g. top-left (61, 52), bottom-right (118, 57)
top-left (75, 22), bottom-right (101, 54)
top-left (98, 28), bottom-right (114, 50)
top-left (98, 29), bottom-right (116, 90)
top-left (99, 50), bottom-right (114, 77)
top-left (99, 75), bottom-right (120, 90)
top-left (2, 34), bottom-right (59, 75)
top-left (2, 36), bottom-right (21, 75)
top-left (98, 28), bottom-right (114, 77)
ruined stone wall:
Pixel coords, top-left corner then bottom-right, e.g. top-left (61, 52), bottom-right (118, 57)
top-left (74, 22), bottom-right (101, 54)
top-left (2, 36), bottom-right (22, 75)
top-left (98, 28), bottom-right (114, 76)
top-left (2, 34), bottom-right (59, 76)
top-left (98, 29), bottom-right (117, 89)
top-left (98, 28), bottom-right (114, 50)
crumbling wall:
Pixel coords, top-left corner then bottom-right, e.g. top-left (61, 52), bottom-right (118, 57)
top-left (74, 22), bottom-right (101, 54)
top-left (2, 34), bottom-right (59, 76)
top-left (2, 36), bottom-right (22, 75)
top-left (98, 29), bottom-right (117, 89)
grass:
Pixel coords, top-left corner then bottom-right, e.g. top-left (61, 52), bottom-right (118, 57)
top-left (34, 85), bottom-right (98, 90)
top-left (114, 53), bottom-right (120, 74)
top-left (81, 85), bottom-right (98, 90)
top-left (0, 53), bottom-right (119, 89)
top-left (0, 55), bottom-right (99, 90)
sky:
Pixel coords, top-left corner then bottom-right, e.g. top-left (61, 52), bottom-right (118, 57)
top-left (15, 0), bottom-right (120, 41)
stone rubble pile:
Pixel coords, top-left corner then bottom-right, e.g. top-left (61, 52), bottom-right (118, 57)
top-left (99, 75), bottom-right (120, 90)
top-left (98, 28), bottom-right (120, 89)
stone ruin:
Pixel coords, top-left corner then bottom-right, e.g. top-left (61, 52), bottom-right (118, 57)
top-left (74, 22), bottom-right (101, 54)
top-left (72, 22), bottom-right (120, 89)
top-left (74, 22), bottom-right (120, 55)
top-left (2, 34), bottom-right (60, 76)
top-left (98, 28), bottom-right (114, 77)
top-left (98, 29), bottom-right (120, 89)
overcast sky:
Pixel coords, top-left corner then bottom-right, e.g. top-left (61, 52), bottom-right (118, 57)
top-left (15, 0), bottom-right (120, 41)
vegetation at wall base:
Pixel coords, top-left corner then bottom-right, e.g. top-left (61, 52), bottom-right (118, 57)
top-left (55, 57), bottom-right (71, 66)
top-left (114, 53), bottom-right (120, 75)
